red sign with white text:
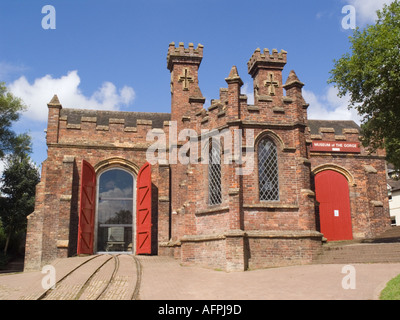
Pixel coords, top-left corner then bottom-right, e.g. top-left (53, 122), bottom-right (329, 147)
top-left (310, 141), bottom-right (361, 153)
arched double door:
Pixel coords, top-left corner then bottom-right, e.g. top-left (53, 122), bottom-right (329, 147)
top-left (315, 170), bottom-right (353, 241)
top-left (96, 168), bottom-right (135, 252)
top-left (77, 160), bottom-right (152, 255)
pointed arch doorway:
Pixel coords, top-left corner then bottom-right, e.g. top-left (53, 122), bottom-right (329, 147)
top-left (315, 169), bottom-right (353, 241)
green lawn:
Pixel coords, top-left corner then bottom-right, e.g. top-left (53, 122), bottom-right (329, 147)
top-left (380, 274), bottom-right (400, 300)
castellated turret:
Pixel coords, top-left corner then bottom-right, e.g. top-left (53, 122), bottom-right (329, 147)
top-left (167, 42), bottom-right (205, 132)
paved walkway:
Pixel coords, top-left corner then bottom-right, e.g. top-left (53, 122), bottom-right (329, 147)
top-left (1, 255), bottom-right (400, 300)
top-left (137, 256), bottom-right (400, 300)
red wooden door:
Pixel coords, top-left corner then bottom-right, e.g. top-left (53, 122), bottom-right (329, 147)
top-left (315, 170), bottom-right (353, 241)
top-left (136, 162), bottom-right (152, 254)
top-left (77, 160), bottom-right (96, 255)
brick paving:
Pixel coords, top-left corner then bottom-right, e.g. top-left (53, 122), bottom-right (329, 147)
top-left (137, 256), bottom-right (400, 300)
top-left (0, 254), bottom-right (139, 300)
top-left (77, 256), bottom-right (116, 300)
top-left (1, 253), bottom-right (400, 300)
top-left (97, 255), bottom-right (138, 300)
top-left (43, 255), bottom-right (112, 300)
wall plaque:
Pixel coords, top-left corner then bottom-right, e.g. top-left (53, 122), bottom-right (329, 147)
top-left (310, 141), bottom-right (360, 153)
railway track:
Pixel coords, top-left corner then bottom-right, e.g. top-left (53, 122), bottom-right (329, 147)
top-left (37, 254), bottom-right (141, 300)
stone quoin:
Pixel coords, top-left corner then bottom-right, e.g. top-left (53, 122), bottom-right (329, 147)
top-left (24, 43), bottom-right (391, 272)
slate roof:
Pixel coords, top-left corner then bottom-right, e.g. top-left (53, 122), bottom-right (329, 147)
top-left (60, 109), bottom-right (363, 134)
top-left (60, 108), bottom-right (171, 129)
top-left (307, 120), bottom-right (361, 135)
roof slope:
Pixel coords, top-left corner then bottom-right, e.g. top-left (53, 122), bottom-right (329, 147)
top-left (307, 120), bottom-right (360, 135)
top-left (60, 108), bottom-right (171, 129)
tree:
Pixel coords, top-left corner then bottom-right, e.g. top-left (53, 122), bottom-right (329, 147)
top-left (329, 1), bottom-right (400, 169)
top-left (0, 82), bottom-right (28, 158)
top-left (0, 136), bottom-right (40, 255)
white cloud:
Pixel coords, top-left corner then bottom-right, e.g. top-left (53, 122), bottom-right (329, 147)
top-left (304, 86), bottom-right (362, 124)
top-left (0, 62), bottom-right (29, 81)
top-left (347, 0), bottom-right (394, 25)
top-left (8, 70), bottom-right (135, 122)
top-left (242, 82), bottom-right (254, 105)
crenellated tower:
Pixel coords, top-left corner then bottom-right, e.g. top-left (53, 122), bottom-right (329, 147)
top-left (246, 48), bottom-right (308, 126)
top-left (166, 42), bottom-right (206, 243)
top-left (167, 42), bottom-right (205, 132)
top-left (247, 48), bottom-right (287, 106)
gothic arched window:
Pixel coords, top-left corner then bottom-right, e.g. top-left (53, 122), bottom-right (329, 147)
top-left (258, 138), bottom-right (279, 201)
top-left (208, 140), bottom-right (222, 206)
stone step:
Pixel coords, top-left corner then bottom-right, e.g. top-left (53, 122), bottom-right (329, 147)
top-left (313, 243), bottom-right (400, 264)
top-left (363, 226), bottom-right (400, 243)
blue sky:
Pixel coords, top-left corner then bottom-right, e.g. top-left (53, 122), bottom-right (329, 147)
top-left (0, 0), bottom-right (394, 171)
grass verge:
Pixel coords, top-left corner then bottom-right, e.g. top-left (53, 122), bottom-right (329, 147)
top-left (380, 274), bottom-right (400, 300)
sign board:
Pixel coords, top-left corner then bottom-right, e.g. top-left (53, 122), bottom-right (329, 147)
top-left (334, 210), bottom-right (339, 217)
top-left (310, 141), bottom-right (360, 153)
top-left (108, 227), bottom-right (124, 242)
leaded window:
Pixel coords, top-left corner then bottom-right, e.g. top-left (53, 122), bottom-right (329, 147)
top-left (208, 141), bottom-right (222, 205)
top-left (258, 138), bottom-right (279, 201)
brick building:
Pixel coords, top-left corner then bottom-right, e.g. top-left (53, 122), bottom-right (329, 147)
top-left (24, 43), bottom-right (391, 271)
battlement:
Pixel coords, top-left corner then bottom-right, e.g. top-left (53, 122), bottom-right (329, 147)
top-left (247, 48), bottom-right (287, 76)
top-left (45, 98), bottom-right (172, 146)
top-left (59, 108), bottom-right (170, 130)
top-left (167, 42), bottom-right (204, 71)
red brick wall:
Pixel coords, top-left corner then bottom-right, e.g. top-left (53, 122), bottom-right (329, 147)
top-left (309, 141), bottom-right (391, 239)
top-left (247, 234), bottom-right (322, 269)
top-left (25, 43), bottom-right (390, 271)
top-left (24, 101), bottom-right (172, 268)
top-left (169, 44), bottom-right (323, 271)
